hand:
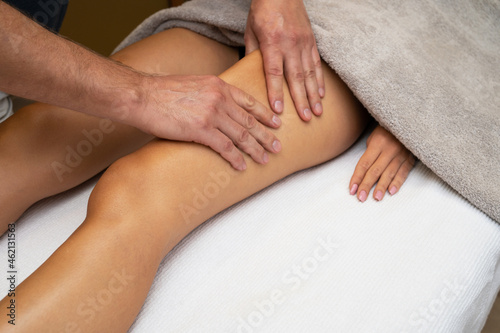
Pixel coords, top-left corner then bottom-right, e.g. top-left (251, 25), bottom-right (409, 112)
top-left (130, 75), bottom-right (282, 171)
top-left (244, 0), bottom-right (324, 121)
top-left (349, 125), bottom-right (416, 202)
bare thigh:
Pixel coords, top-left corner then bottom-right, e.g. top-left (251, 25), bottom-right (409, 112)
top-left (0, 51), bottom-right (369, 333)
top-left (88, 50), bottom-right (369, 254)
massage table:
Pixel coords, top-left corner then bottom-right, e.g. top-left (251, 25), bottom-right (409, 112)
top-left (1, 130), bottom-right (499, 332)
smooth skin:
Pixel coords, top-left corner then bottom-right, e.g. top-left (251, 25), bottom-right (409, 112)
top-left (0, 43), bottom-right (369, 332)
top-left (350, 126), bottom-right (416, 202)
top-left (0, 27), bottom-right (413, 233)
top-left (0, 28), bottom-right (262, 231)
top-left (0, 29), bottom-right (414, 332)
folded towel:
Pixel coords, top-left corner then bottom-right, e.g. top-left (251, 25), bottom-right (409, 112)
top-left (115, 0), bottom-right (500, 222)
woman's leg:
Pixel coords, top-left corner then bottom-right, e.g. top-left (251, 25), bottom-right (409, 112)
top-left (0, 51), bottom-right (368, 332)
top-left (0, 28), bottom-right (240, 231)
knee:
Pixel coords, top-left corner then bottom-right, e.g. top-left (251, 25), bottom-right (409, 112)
top-left (86, 143), bottom-right (171, 224)
top-left (84, 152), bottom-right (175, 260)
top-left (87, 153), bottom-right (146, 222)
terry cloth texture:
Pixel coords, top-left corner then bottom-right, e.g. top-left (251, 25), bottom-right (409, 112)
top-left (114, 0), bottom-right (500, 222)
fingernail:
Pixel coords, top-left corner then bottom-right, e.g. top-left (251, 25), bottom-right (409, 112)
top-left (272, 140), bottom-right (282, 152)
top-left (350, 184), bottom-right (358, 195)
top-left (303, 108), bottom-right (312, 120)
top-left (262, 152), bottom-right (269, 164)
top-left (274, 100), bottom-right (283, 113)
top-left (319, 88), bottom-right (325, 98)
top-left (272, 115), bottom-right (281, 127)
top-left (375, 190), bottom-right (383, 201)
top-left (389, 186), bottom-right (398, 196)
top-left (239, 161), bottom-right (247, 171)
top-left (358, 190), bottom-right (367, 203)
top-left (314, 103), bottom-right (323, 115)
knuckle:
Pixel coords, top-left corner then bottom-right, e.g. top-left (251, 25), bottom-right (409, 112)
top-left (267, 66), bottom-right (283, 78)
top-left (238, 128), bottom-right (250, 143)
top-left (287, 32), bottom-right (300, 45)
top-left (304, 68), bottom-right (316, 79)
top-left (221, 138), bottom-right (234, 153)
top-left (314, 57), bottom-right (322, 68)
top-left (394, 155), bottom-right (406, 165)
top-left (208, 75), bottom-right (222, 85)
top-left (369, 166), bottom-right (383, 178)
top-left (194, 114), bottom-right (211, 130)
top-left (211, 90), bottom-right (226, 104)
top-left (245, 114), bottom-right (257, 129)
top-left (386, 169), bottom-right (397, 180)
top-left (292, 71), bottom-right (305, 82)
top-left (358, 160), bottom-right (372, 172)
top-left (267, 30), bottom-right (282, 44)
top-left (245, 94), bottom-right (256, 109)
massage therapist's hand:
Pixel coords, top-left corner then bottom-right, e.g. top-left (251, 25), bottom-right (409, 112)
top-left (349, 125), bottom-right (416, 202)
top-left (131, 75), bottom-right (282, 171)
top-left (0, 2), bottom-right (281, 172)
top-left (245, 0), bottom-right (324, 121)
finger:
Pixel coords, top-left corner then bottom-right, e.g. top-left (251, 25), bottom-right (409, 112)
top-left (284, 55), bottom-right (312, 121)
top-left (356, 150), bottom-right (399, 202)
top-left (217, 113), bottom-right (271, 165)
top-left (349, 148), bottom-right (381, 197)
top-left (223, 99), bottom-right (282, 156)
top-left (311, 42), bottom-right (325, 98)
top-left (372, 154), bottom-right (408, 201)
top-left (229, 84), bottom-right (282, 130)
top-left (301, 46), bottom-right (322, 116)
top-left (244, 27), bottom-right (259, 55)
top-left (261, 46), bottom-right (285, 114)
top-left (200, 129), bottom-right (248, 171)
top-left (388, 154), bottom-right (416, 196)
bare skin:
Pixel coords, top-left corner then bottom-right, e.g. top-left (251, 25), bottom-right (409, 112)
top-left (0, 27), bottom-right (416, 332)
top-left (0, 28), bottom-right (245, 231)
top-left (0, 46), bottom-right (368, 332)
top-left (246, 0), bottom-right (325, 119)
top-left (0, 2), bottom-right (280, 170)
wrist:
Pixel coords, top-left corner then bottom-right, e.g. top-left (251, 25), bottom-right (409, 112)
top-left (91, 61), bottom-right (150, 129)
top-left (110, 71), bottom-right (146, 125)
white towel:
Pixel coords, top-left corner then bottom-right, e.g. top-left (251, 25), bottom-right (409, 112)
top-left (2, 133), bottom-right (499, 332)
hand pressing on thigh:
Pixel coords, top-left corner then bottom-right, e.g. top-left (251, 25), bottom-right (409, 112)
top-left (245, 0), bottom-right (324, 121)
top-left (131, 75), bottom-right (282, 171)
top-left (349, 125), bottom-right (416, 202)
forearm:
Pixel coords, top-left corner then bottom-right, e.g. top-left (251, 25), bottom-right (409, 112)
top-left (0, 1), bottom-right (144, 122)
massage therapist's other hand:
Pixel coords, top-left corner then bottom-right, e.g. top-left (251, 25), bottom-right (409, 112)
top-left (245, 0), bottom-right (324, 122)
top-left (130, 75), bottom-right (282, 171)
top-left (349, 125), bottom-right (416, 202)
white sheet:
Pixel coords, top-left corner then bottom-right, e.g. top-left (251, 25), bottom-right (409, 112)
top-left (1, 133), bottom-right (500, 332)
